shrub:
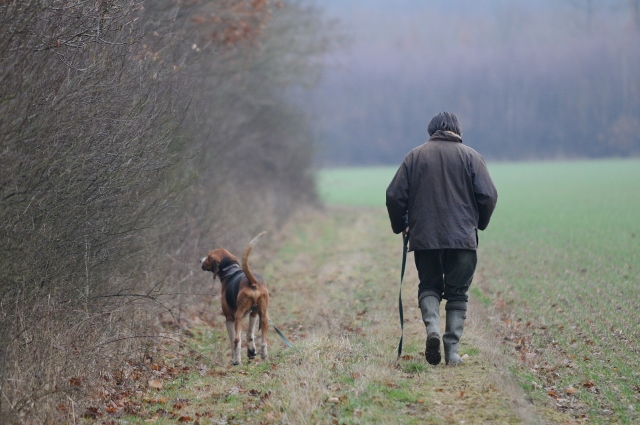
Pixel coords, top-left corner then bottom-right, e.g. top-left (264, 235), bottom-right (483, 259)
top-left (0, 1), bottom-right (330, 422)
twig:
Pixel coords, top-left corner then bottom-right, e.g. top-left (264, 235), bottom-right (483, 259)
top-left (67, 395), bottom-right (76, 425)
top-left (93, 334), bottom-right (229, 370)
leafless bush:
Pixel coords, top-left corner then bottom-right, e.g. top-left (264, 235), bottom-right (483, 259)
top-left (0, 1), bottom-right (329, 422)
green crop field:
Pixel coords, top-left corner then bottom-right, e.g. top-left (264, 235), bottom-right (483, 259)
top-left (317, 159), bottom-right (640, 423)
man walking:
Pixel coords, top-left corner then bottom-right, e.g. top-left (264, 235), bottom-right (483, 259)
top-left (386, 112), bottom-right (498, 365)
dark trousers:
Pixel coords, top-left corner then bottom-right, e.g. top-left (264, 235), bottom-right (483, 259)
top-left (415, 249), bottom-right (477, 310)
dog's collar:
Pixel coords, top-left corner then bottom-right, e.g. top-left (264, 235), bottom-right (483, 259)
top-left (219, 264), bottom-right (241, 280)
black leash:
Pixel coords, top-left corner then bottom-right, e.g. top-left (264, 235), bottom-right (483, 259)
top-left (269, 319), bottom-right (299, 351)
top-left (397, 233), bottom-right (409, 359)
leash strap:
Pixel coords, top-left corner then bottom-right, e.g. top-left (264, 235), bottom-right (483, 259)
top-left (269, 319), bottom-right (299, 351)
top-left (397, 233), bottom-right (409, 359)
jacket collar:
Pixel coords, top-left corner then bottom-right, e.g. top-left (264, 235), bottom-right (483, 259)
top-left (429, 130), bottom-right (462, 143)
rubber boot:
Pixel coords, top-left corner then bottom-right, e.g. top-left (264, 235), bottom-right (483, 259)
top-left (419, 296), bottom-right (441, 365)
top-left (443, 309), bottom-right (466, 365)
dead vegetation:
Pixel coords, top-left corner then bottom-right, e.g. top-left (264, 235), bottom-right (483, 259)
top-left (0, 1), bottom-right (332, 422)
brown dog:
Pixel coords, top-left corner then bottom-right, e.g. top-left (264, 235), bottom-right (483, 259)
top-left (200, 232), bottom-right (269, 365)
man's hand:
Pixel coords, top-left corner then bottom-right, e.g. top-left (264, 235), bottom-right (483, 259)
top-left (402, 227), bottom-right (409, 237)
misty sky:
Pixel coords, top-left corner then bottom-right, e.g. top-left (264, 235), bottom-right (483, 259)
top-left (315, 0), bottom-right (630, 65)
top-left (304, 0), bottom-right (640, 165)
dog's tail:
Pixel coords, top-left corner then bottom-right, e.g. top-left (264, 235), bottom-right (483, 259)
top-left (242, 231), bottom-right (266, 288)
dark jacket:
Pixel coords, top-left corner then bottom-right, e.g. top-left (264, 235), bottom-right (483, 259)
top-left (386, 130), bottom-right (498, 251)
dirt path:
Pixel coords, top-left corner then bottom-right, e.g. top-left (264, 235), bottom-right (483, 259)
top-left (261, 206), bottom-right (551, 424)
top-left (87, 206), bottom-right (574, 424)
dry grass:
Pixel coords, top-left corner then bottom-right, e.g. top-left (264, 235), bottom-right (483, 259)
top-left (68, 206), bottom-right (590, 424)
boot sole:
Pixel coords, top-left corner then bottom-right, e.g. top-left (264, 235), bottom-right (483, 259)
top-left (425, 336), bottom-right (441, 365)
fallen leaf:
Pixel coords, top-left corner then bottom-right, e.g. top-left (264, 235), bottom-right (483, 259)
top-left (148, 379), bottom-right (163, 389)
top-left (83, 407), bottom-right (100, 419)
top-left (566, 386), bottom-right (578, 395)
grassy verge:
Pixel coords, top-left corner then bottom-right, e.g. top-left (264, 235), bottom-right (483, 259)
top-left (80, 206), bottom-right (553, 424)
top-left (318, 159), bottom-right (640, 424)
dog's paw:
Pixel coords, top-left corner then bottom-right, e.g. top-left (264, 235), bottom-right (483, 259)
top-left (260, 344), bottom-right (268, 360)
top-left (232, 350), bottom-right (242, 365)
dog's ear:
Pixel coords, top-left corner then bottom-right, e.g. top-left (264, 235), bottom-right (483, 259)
top-left (201, 255), bottom-right (219, 274)
top-left (210, 260), bottom-right (219, 275)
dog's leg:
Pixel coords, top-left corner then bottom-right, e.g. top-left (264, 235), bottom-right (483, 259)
top-left (259, 311), bottom-right (269, 360)
top-left (232, 316), bottom-right (243, 365)
top-left (225, 321), bottom-right (240, 365)
top-left (247, 312), bottom-right (258, 359)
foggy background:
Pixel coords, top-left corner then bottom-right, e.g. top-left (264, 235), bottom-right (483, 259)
top-left (305, 0), bottom-right (640, 165)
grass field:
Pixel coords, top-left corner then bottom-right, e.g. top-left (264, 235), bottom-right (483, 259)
top-left (318, 159), bottom-right (640, 423)
top-left (73, 160), bottom-right (639, 424)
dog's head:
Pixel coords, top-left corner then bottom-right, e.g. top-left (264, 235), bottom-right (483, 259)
top-left (200, 248), bottom-right (238, 278)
